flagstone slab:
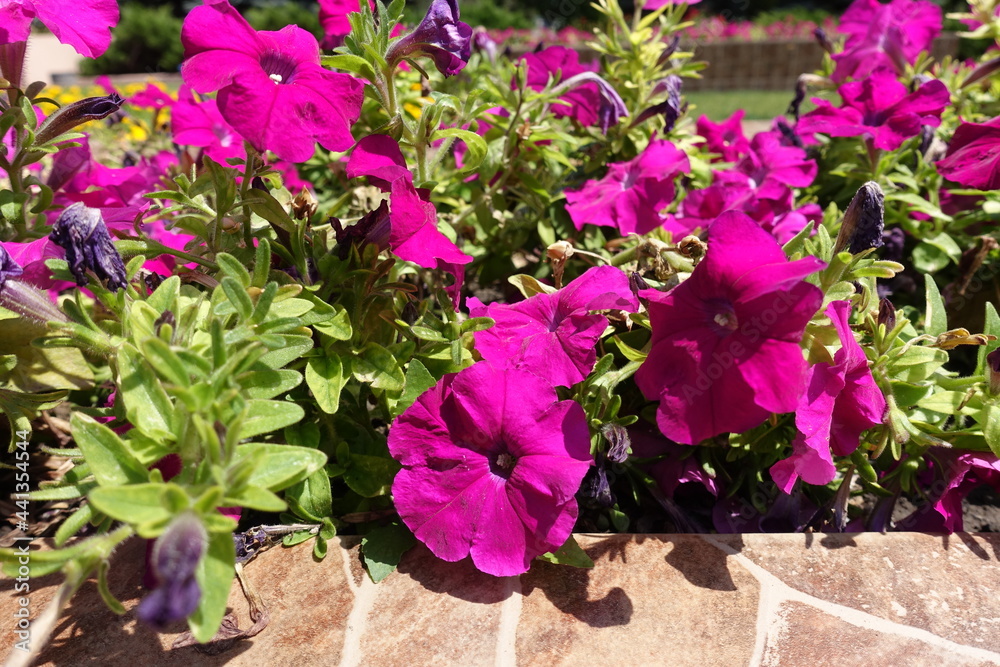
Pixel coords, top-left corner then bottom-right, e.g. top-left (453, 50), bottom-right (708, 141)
top-left (2, 533), bottom-right (1000, 666)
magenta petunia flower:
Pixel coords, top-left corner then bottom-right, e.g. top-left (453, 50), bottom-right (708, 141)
top-left (564, 139), bottom-right (690, 234)
top-left (897, 449), bottom-right (1000, 532)
top-left (642, 0), bottom-right (701, 9)
top-left (664, 174), bottom-right (763, 237)
top-left (181, 0), bottom-right (363, 162)
top-left (319, 0), bottom-right (365, 49)
top-left (468, 265), bottom-right (639, 387)
top-left (172, 85), bottom-right (245, 164)
top-left (770, 300), bottom-right (886, 493)
top-left (696, 110), bottom-right (751, 163)
top-left (0, 0), bottom-right (119, 58)
top-left (935, 116), bottom-right (1000, 190)
top-left (796, 68), bottom-right (950, 151)
top-left (635, 211), bottom-right (825, 445)
top-left (735, 131), bottom-right (817, 202)
top-left (833, 0), bottom-right (941, 81)
top-left (520, 46), bottom-right (601, 127)
top-left (347, 135), bottom-right (471, 302)
top-left (388, 362), bottom-right (592, 576)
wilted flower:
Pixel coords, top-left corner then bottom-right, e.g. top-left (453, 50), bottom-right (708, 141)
top-left (936, 116), bottom-right (1000, 190)
top-left (385, 0), bottom-right (472, 77)
top-left (49, 203), bottom-right (128, 291)
top-left (181, 0), bottom-right (363, 162)
top-left (878, 298), bottom-right (897, 331)
top-left (634, 75), bottom-right (683, 131)
top-left (814, 27), bottom-right (834, 54)
top-left (796, 68), bottom-right (950, 152)
top-left (34, 94), bottom-right (124, 145)
top-left (770, 300), bottom-right (886, 492)
top-left (556, 72), bottom-right (629, 133)
top-left (519, 46), bottom-right (604, 128)
top-left (331, 200), bottom-right (391, 260)
top-left (0, 0), bottom-right (119, 58)
top-left (564, 139), bottom-right (690, 234)
top-left (635, 211), bottom-right (825, 445)
top-left (468, 265), bottom-right (639, 387)
top-left (987, 349), bottom-right (1000, 395)
top-left (834, 181), bottom-right (885, 254)
top-left (136, 513), bottom-right (207, 629)
top-left (388, 362), bottom-right (592, 577)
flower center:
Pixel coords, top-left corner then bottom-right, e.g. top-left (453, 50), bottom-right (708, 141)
top-left (490, 450), bottom-right (517, 479)
top-left (706, 298), bottom-right (739, 336)
top-left (259, 51), bottom-right (298, 86)
top-left (496, 452), bottom-right (515, 470)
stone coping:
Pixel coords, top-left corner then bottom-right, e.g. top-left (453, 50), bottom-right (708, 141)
top-left (2, 533), bottom-right (1000, 666)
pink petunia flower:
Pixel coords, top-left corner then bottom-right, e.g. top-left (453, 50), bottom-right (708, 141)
top-left (180, 0), bottom-right (363, 162)
top-left (468, 265), bottom-right (639, 387)
top-left (388, 362), bottom-right (592, 576)
top-left (635, 211), bottom-right (825, 445)
top-left (0, 0), bottom-right (119, 58)
top-left (172, 85), bottom-right (245, 164)
top-left (770, 300), bottom-right (886, 493)
top-left (897, 449), bottom-right (1000, 532)
top-left (319, 0), bottom-right (366, 49)
top-left (734, 131), bottom-right (817, 202)
top-left (696, 110), bottom-right (751, 163)
top-left (664, 174), bottom-right (765, 237)
top-left (796, 68), bottom-right (950, 151)
top-left (346, 135), bottom-right (471, 304)
top-left (935, 115), bottom-right (1000, 190)
top-left (519, 46), bottom-right (600, 127)
top-left (833, 0), bottom-right (941, 81)
top-left (564, 139), bottom-right (690, 235)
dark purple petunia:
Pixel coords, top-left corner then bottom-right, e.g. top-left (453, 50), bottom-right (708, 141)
top-left (385, 0), bottom-right (472, 77)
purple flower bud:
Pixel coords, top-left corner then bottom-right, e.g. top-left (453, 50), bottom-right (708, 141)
top-left (988, 349), bottom-right (1000, 396)
top-left (881, 227), bottom-right (905, 262)
top-left (835, 181), bottom-right (884, 254)
top-left (601, 423), bottom-right (631, 463)
top-left (386, 0), bottom-right (473, 77)
top-left (49, 203), bottom-right (128, 291)
top-left (580, 453), bottom-right (614, 509)
top-left (774, 118), bottom-right (804, 149)
top-left (0, 41), bottom-right (27, 92)
top-left (963, 55), bottom-right (1000, 89)
top-left (634, 75), bottom-right (683, 131)
top-left (472, 27), bottom-right (498, 63)
top-left (136, 513), bottom-right (207, 630)
top-left (557, 72), bottom-right (629, 134)
top-left (813, 27), bottom-right (834, 54)
top-left (35, 93), bottom-right (124, 145)
top-left (657, 35), bottom-right (680, 67)
top-left (878, 298), bottom-right (896, 332)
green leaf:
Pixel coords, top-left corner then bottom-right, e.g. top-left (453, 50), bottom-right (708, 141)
top-left (508, 274), bottom-right (556, 298)
top-left (306, 356), bottom-right (345, 414)
top-left (889, 345), bottom-right (948, 383)
top-left (361, 522), bottom-right (417, 583)
top-left (117, 344), bottom-right (175, 439)
top-left (537, 535), bottom-right (594, 568)
top-left (221, 277), bottom-right (254, 320)
top-left (146, 275), bottom-right (181, 313)
top-left (312, 306), bottom-right (352, 340)
top-left (216, 253), bottom-right (252, 288)
top-left (352, 343), bottom-right (404, 392)
top-left (258, 334), bottom-right (313, 369)
top-left (225, 485), bottom-right (287, 512)
top-left (321, 54), bottom-right (377, 81)
top-left (924, 277), bottom-right (947, 337)
top-left (395, 359), bottom-right (436, 417)
top-left (980, 405), bottom-right (1000, 458)
top-left (977, 303), bottom-right (1000, 377)
top-left (189, 530), bottom-right (235, 644)
top-left (97, 560), bottom-right (126, 615)
top-left (237, 369), bottom-right (302, 399)
top-left (238, 443), bottom-right (328, 492)
top-left (285, 468), bottom-right (333, 522)
top-left (433, 128), bottom-right (488, 172)
top-left (140, 338), bottom-right (191, 387)
top-left (88, 484), bottom-right (172, 531)
top-left (344, 453), bottom-right (399, 498)
top-left (237, 400), bottom-right (306, 439)
top-left (71, 413), bottom-right (148, 486)
top-left (54, 503), bottom-right (96, 546)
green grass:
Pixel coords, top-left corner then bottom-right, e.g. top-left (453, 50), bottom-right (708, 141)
top-left (685, 90), bottom-right (800, 122)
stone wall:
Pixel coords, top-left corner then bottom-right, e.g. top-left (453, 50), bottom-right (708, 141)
top-left (683, 33), bottom-right (961, 92)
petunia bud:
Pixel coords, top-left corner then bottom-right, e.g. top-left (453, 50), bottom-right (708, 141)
top-left (656, 35), bottom-right (680, 67)
top-left (35, 93), bottom-right (124, 145)
top-left (962, 55), bottom-right (1000, 89)
top-left (579, 453), bottom-right (615, 509)
top-left (835, 181), bottom-right (884, 255)
top-left (291, 187), bottom-right (318, 220)
top-left (0, 41), bottom-right (27, 93)
top-left (385, 0), bottom-right (473, 77)
top-left (136, 512), bottom-right (207, 630)
top-left (987, 349), bottom-right (1000, 396)
top-left (555, 72), bottom-right (629, 134)
top-left (813, 27), bottom-right (834, 54)
top-left (0, 246), bottom-right (69, 324)
top-left (633, 75), bottom-right (683, 131)
top-left (49, 203), bottom-right (128, 291)
top-left (774, 118), bottom-right (804, 149)
top-left (878, 298), bottom-right (896, 332)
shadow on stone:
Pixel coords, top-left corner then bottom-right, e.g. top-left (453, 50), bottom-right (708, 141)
top-left (664, 536), bottom-right (737, 592)
top-left (395, 543), bottom-right (513, 605)
top-left (818, 533), bottom-right (858, 550)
